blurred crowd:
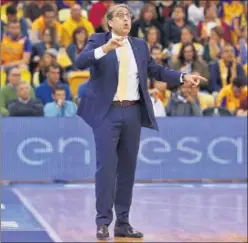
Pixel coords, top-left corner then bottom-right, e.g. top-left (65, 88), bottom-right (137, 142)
top-left (0, 0), bottom-right (247, 117)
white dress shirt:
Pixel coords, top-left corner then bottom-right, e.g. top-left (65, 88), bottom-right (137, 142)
top-left (94, 32), bottom-right (140, 101)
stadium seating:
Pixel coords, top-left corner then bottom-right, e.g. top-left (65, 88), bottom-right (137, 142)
top-left (68, 70), bottom-right (90, 97)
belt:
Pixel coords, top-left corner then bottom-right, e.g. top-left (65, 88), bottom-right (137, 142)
top-left (112, 100), bottom-right (140, 107)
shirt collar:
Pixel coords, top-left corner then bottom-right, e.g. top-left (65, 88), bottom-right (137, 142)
top-left (111, 32), bottom-right (119, 39)
top-left (111, 32), bottom-right (128, 44)
top-left (18, 98), bottom-right (30, 103)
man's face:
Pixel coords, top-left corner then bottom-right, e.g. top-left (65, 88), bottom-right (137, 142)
top-left (17, 83), bottom-right (30, 100)
top-left (8, 68), bottom-right (21, 86)
top-left (8, 23), bottom-right (21, 38)
top-left (7, 14), bottom-right (17, 22)
top-left (53, 90), bottom-right (66, 102)
top-left (173, 7), bottom-right (184, 20)
top-left (151, 49), bottom-right (162, 63)
top-left (222, 45), bottom-right (235, 62)
top-left (71, 5), bottom-right (81, 21)
top-left (181, 28), bottom-right (192, 43)
top-left (47, 67), bottom-right (60, 84)
top-left (44, 11), bottom-right (56, 26)
top-left (108, 7), bottom-right (132, 36)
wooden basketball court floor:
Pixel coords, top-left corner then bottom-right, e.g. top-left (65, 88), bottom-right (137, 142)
top-left (1, 183), bottom-right (247, 242)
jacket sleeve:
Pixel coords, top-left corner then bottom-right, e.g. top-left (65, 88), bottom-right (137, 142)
top-left (75, 33), bottom-right (101, 70)
top-left (145, 41), bottom-right (182, 86)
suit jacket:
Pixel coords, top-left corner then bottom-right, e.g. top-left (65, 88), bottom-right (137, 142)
top-left (75, 32), bottom-right (182, 130)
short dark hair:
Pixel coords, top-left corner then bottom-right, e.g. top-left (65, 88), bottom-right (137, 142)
top-left (6, 5), bottom-right (17, 15)
top-left (106, 4), bottom-right (132, 31)
top-left (52, 86), bottom-right (65, 94)
top-left (45, 63), bottom-right (60, 75)
top-left (42, 4), bottom-right (55, 15)
top-left (48, 63), bottom-right (60, 71)
top-left (233, 76), bottom-right (246, 88)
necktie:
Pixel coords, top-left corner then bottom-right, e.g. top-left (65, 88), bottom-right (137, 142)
top-left (116, 42), bottom-right (128, 101)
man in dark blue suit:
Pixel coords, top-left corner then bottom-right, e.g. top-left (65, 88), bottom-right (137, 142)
top-left (75, 3), bottom-right (206, 240)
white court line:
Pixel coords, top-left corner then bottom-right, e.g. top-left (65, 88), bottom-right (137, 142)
top-left (13, 188), bottom-right (63, 242)
top-left (132, 199), bottom-right (245, 210)
top-left (1, 228), bottom-right (46, 232)
top-left (63, 183), bottom-right (247, 189)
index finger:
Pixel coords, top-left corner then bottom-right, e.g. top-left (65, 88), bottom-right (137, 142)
top-left (194, 75), bottom-right (207, 82)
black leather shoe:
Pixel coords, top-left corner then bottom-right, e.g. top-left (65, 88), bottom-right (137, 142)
top-left (114, 224), bottom-right (143, 238)
top-left (96, 225), bottom-right (109, 239)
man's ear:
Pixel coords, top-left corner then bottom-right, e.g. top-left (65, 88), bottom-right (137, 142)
top-left (108, 20), bottom-right (113, 29)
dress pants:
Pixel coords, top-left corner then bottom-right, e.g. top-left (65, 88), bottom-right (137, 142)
top-left (93, 103), bottom-right (141, 227)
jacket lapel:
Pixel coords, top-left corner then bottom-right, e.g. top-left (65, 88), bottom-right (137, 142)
top-left (106, 32), bottom-right (118, 75)
top-left (128, 36), bottom-right (142, 80)
top-left (105, 34), bottom-right (142, 81)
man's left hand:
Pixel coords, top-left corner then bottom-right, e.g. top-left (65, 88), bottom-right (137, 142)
top-left (183, 74), bottom-right (207, 87)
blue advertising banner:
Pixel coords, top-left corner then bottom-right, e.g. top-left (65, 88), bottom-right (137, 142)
top-left (2, 117), bottom-right (247, 181)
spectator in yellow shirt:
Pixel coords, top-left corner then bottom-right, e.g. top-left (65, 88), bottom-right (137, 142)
top-left (31, 4), bottom-right (61, 43)
top-left (1, 21), bottom-right (32, 69)
top-left (217, 76), bottom-right (247, 113)
top-left (60, 4), bottom-right (95, 48)
top-left (218, 0), bottom-right (244, 44)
